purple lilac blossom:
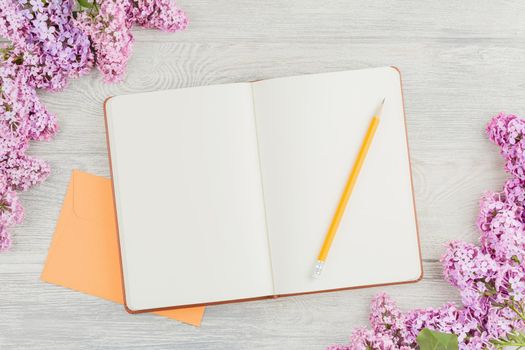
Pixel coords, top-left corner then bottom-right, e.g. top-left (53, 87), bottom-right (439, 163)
top-left (0, 177), bottom-right (23, 252)
top-left (0, 0), bottom-right (187, 250)
top-left (0, 0), bottom-right (93, 91)
top-left (328, 113), bottom-right (525, 350)
top-left (131, 0), bottom-right (189, 32)
top-left (75, 0), bottom-right (188, 83)
top-left (74, 0), bottom-right (134, 83)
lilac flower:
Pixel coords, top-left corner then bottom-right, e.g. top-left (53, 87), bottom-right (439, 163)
top-left (1, 151), bottom-right (50, 191)
top-left (486, 112), bottom-right (519, 148)
top-left (131, 0), bottom-right (189, 32)
top-left (0, 60), bottom-right (59, 145)
top-left (0, 226), bottom-right (12, 252)
top-left (328, 113), bottom-right (525, 350)
top-left (346, 327), bottom-right (400, 350)
top-left (0, 0), bottom-right (29, 46)
top-left (75, 0), bottom-right (134, 83)
top-left (487, 113), bottom-right (525, 180)
top-left (504, 178), bottom-right (525, 206)
top-left (0, 177), bottom-right (24, 251)
top-left (441, 241), bottom-right (498, 291)
top-left (477, 191), bottom-right (506, 233)
top-left (0, 0), bottom-right (187, 251)
top-left (369, 293), bottom-right (409, 346)
top-left (0, 177), bottom-right (24, 228)
top-left (1, 0), bottom-right (93, 91)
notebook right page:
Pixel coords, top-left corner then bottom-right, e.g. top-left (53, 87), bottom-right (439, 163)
top-left (252, 67), bottom-right (422, 296)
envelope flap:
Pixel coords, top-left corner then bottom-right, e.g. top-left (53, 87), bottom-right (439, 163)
top-left (72, 170), bottom-right (115, 221)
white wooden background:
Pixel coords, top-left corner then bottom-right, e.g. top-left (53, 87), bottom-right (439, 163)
top-left (1, 1), bottom-right (524, 348)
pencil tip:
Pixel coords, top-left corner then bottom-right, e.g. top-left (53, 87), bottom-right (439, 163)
top-left (375, 98), bottom-right (385, 117)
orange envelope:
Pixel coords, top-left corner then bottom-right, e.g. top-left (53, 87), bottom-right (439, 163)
top-left (41, 170), bottom-right (205, 326)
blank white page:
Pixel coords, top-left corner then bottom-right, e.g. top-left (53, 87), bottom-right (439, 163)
top-left (105, 83), bottom-right (273, 311)
top-left (252, 67), bottom-right (422, 295)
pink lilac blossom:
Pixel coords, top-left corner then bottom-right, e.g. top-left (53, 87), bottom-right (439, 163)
top-left (0, 59), bottom-right (59, 146)
top-left (74, 0), bottom-right (188, 83)
top-left (328, 113), bottom-right (525, 350)
top-left (131, 0), bottom-right (189, 32)
top-left (0, 0), bottom-right (187, 250)
top-left (0, 0), bottom-right (93, 91)
top-left (1, 152), bottom-right (50, 191)
top-left (74, 0), bottom-right (134, 83)
top-left (0, 55), bottom-right (55, 246)
top-left (0, 177), bottom-right (24, 252)
top-left (486, 112), bottom-right (525, 180)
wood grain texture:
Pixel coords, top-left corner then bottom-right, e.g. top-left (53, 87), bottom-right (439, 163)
top-left (1, 0), bottom-right (525, 348)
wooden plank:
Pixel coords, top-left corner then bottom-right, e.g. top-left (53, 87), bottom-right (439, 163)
top-left (1, 1), bottom-right (522, 348)
top-left (2, 0), bottom-right (525, 43)
top-left (0, 261), bottom-right (459, 349)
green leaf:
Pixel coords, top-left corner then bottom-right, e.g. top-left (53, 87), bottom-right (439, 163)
top-left (77, 0), bottom-right (95, 9)
top-left (491, 332), bottom-right (525, 350)
top-left (416, 328), bottom-right (458, 350)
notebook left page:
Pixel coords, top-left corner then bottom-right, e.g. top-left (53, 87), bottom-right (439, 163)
top-left (105, 83), bottom-right (274, 311)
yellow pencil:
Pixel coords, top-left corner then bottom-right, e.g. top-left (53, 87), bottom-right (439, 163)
top-left (313, 98), bottom-right (385, 278)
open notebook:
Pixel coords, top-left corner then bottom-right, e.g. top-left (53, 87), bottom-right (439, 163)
top-left (104, 66), bottom-right (422, 313)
